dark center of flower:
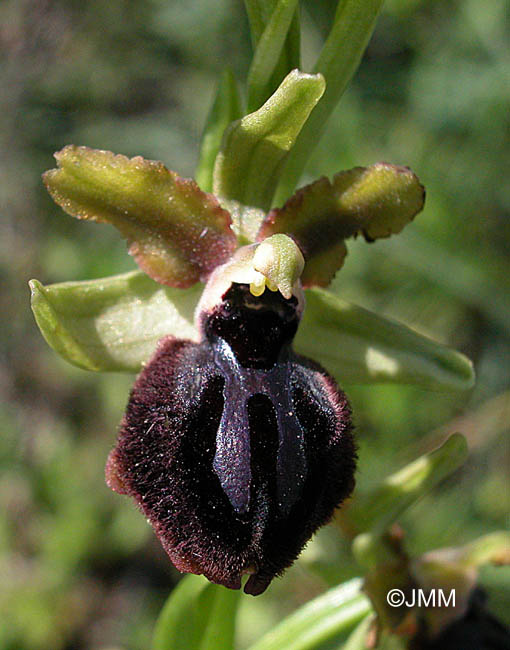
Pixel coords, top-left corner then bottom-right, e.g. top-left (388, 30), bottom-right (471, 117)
top-left (202, 283), bottom-right (300, 370)
top-left (200, 284), bottom-right (306, 515)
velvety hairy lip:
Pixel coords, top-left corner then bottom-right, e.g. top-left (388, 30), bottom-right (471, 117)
top-left (107, 284), bottom-right (356, 595)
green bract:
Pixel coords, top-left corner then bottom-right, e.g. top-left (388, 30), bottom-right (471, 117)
top-left (246, 0), bottom-right (301, 112)
top-left (196, 70), bottom-right (242, 193)
top-left (244, 0), bottom-right (301, 112)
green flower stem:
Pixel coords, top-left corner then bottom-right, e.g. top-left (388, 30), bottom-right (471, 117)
top-left (274, 0), bottom-right (384, 205)
top-left (196, 70), bottom-right (242, 193)
top-left (247, 579), bottom-right (371, 650)
top-left (246, 0), bottom-right (300, 112)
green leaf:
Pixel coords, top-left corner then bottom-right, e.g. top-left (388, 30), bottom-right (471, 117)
top-left (274, 0), bottom-right (385, 203)
top-left (342, 615), bottom-right (373, 650)
top-left (349, 434), bottom-right (468, 544)
top-left (44, 145), bottom-right (237, 288)
top-left (196, 70), bottom-right (242, 193)
top-left (246, 0), bottom-right (300, 112)
top-left (295, 288), bottom-right (475, 390)
top-left (260, 163), bottom-right (425, 287)
top-left (247, 578), bottom-right (371, 650)
top-left (244, 0), bottom-right (275, 45)
top-left (244, 0), bottom-right (300, 103)
top-left (29, 271), bottom-right (201, 372)
top-left (152, 574), bottom-right (240, 650)
top-left (213, 70), bottom-right (325, 211)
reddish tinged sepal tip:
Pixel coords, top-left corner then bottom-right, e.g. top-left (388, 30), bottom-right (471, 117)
top-left (107, 283), bottom-right (356, 595)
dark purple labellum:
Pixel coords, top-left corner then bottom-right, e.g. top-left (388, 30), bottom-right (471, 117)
top-left (107, 283), bottom-right (356, 595)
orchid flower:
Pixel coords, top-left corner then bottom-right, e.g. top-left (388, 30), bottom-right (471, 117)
top-left (30, 68), bottom-right (473, 595)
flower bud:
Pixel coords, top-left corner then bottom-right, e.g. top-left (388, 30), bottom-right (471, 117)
top-left (106, 252), bottom-right (356, 595)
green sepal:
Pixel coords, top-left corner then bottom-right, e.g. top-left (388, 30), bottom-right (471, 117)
top-left (348, 434), bottom-right (468, 543)
top-left (260, 163), bottom-right (425, 287)
top-left (44, 146), bottom-right (237, 288)
top-left (196, 70), bottom-right (242, 193)
top-left (247, 578), bottom-right (371, 650)
top-left (213, 69), bottom-right (325, 211)
top-left (295, 288), bottom-right (475, 390)
top-left (246, 0), bottom-right (300, 112)
top-left (29, 272), bottom-right (201, 372)
top-left (152, 574), bottom-right (240, 650)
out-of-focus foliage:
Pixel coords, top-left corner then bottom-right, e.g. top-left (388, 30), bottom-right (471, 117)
top-left (1, 0), bottom-right (508, 648)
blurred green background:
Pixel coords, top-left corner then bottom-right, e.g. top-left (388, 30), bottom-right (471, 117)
top-left (1, 0), bottom-right (509, 648)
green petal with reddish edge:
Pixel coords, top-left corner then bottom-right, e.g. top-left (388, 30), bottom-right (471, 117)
top-left (295, 288), bottom-right (475, 390)
top-left (43, 146), bottom-right (237, 288)
top-left (259, 163), bottom-right (425, 287)
top-left (29, 271), bottom-right (201, 372)
top-left (213, 69), bottom-right (325, 211)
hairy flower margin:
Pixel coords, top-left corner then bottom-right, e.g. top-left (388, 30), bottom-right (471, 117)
top-left (30, 70), bottom-right (475, 596)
